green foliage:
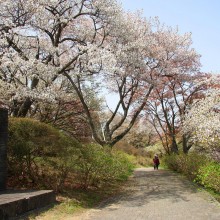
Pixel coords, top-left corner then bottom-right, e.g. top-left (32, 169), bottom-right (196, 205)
top-left (163, 153), bottom-right (220, 193)
top-left (8, 117), bottom-right (80, 191)
top-left (114, 141), bottom-right (154, 167)
top-left (75, 144), bottom-right (134, 188)
top-left (41, 133), bottom-right (81, 191)
top-left (163, 153), bottom-right (208, 180)
top-left (8, 118), bottom-right (134, 191)
top-left (196, 162), bottom-right (220, 193)
top-left (112, 150), bottom-right (135, 180)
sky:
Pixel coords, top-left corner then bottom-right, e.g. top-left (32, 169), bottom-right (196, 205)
top-left (120, 0), bottom-right (220, 73)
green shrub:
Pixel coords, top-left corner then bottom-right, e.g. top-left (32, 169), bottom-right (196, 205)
top-left (114, 141), bottom-right (154, 167)
top-left (41, 133), bottom-right (81, 191)
top-left (163, 152), bottom-right (220, 193)
top-left (75, 144), bottom-right (134, 189)
top-left (8, 117), bottom-right (80, 191)
top-left (8, 118), bottom-right (134, 191)
top-left (196, 162), bottom-right (220, 193)
top-left (163, 153), bottom-right (208, 180)
top-left (163, 153), bottom-right (179, 171)
top-left (112, 150), bottom-right (135, 180)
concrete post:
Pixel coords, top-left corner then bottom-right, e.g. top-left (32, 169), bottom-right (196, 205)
top-left (0, 108), bottom-right (8, 190)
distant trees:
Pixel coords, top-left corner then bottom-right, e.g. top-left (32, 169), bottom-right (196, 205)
top-left (146, 72), bottom-right (208, 154)
top-left (121, 120), bottom-right (156, 149)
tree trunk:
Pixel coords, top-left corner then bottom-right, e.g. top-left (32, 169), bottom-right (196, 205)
top-left (170, 136), bottom-right (178, 153)
top-left (182, 134), bottom-right (192, 154)
top-left (18, 97), bottom-right (33, 117)
top-left (0, 108), bottom-right (8, 190)
top-left (11, 98), bottom-right (33, 117)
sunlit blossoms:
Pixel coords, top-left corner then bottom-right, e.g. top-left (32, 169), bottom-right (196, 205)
top-left (183, 88), bottom-right (220, 150)
top-left (0, 0), bottom-right (202, 146)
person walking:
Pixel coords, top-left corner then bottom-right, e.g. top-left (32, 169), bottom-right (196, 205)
top-left (153, 154), bottom-right (160, 170)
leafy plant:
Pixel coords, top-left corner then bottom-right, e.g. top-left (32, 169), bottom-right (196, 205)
top-left (163, 153), bottom-right (208, 180)
top-left (196, 162), bottom-right (220, 193)
top-left (7, 117), bottom-right (80, 191)
top-left (75, 144), bottom-right (134, 189)
top-left (163, 152), bottom-right (220, 193)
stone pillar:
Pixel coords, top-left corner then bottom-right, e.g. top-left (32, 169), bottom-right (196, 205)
top-left (0, 108), bottom-right (8, 191)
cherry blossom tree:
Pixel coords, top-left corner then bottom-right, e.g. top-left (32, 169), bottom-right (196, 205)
top-left (146, 72), bottom-right (209, 154)
top-left (143, 26), bottom-right (203, 153)
top-left (0, 0), bottom-right (202, 147)
top-left (183, 75), bottom-right (220, 153)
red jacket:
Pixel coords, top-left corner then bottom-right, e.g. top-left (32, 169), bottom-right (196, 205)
top-left (153, 158), bottom-right (160, 165)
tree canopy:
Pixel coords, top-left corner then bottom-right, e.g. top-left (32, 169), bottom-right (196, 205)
top-left (0, 0), bottom-right (202, 147)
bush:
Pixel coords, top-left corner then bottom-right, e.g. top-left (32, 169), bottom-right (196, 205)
top-left (114, 141), bottom-right (153, 167)
top-left (41, 133), bottom-right (81, 191)
top-left (163, 153), bottom-right (208, 180)
top-left (75, 144), bottom-right (134, 189)
top-left (163, 152), bottom-right (220, 193)
top-left (162, 153), bottom-right (179, 171)
top-left (8, 117), bottom-right (80, 191)
top-left (196, 162), bottom-right (220, 193)
top-left (8, 118), bottom-right (135, 191)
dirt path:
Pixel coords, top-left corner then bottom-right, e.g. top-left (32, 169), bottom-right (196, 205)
top-left (73, 168), bottom-right (220, 220)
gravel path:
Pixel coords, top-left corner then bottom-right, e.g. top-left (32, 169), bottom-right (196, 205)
top-left (74, 168), bottom-right (220, 220)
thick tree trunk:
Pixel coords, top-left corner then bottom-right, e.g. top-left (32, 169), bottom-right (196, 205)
top-left (170, 136), bottom-right (178, 153)
top-left (11, 98), bottom-right (33, 117)
top-left (0, 108), bottom-right (8, 190)
top-left (17, 97), bottom-right (33, 117)
top-left (182, 134), bottom-right (192, 154)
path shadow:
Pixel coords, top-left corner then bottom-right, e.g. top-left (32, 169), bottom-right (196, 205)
top-left (97, 169), bottom-right (199, 210)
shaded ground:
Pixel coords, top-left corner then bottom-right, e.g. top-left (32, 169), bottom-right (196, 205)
top-left (73, 168), bottom-right (220, 220)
